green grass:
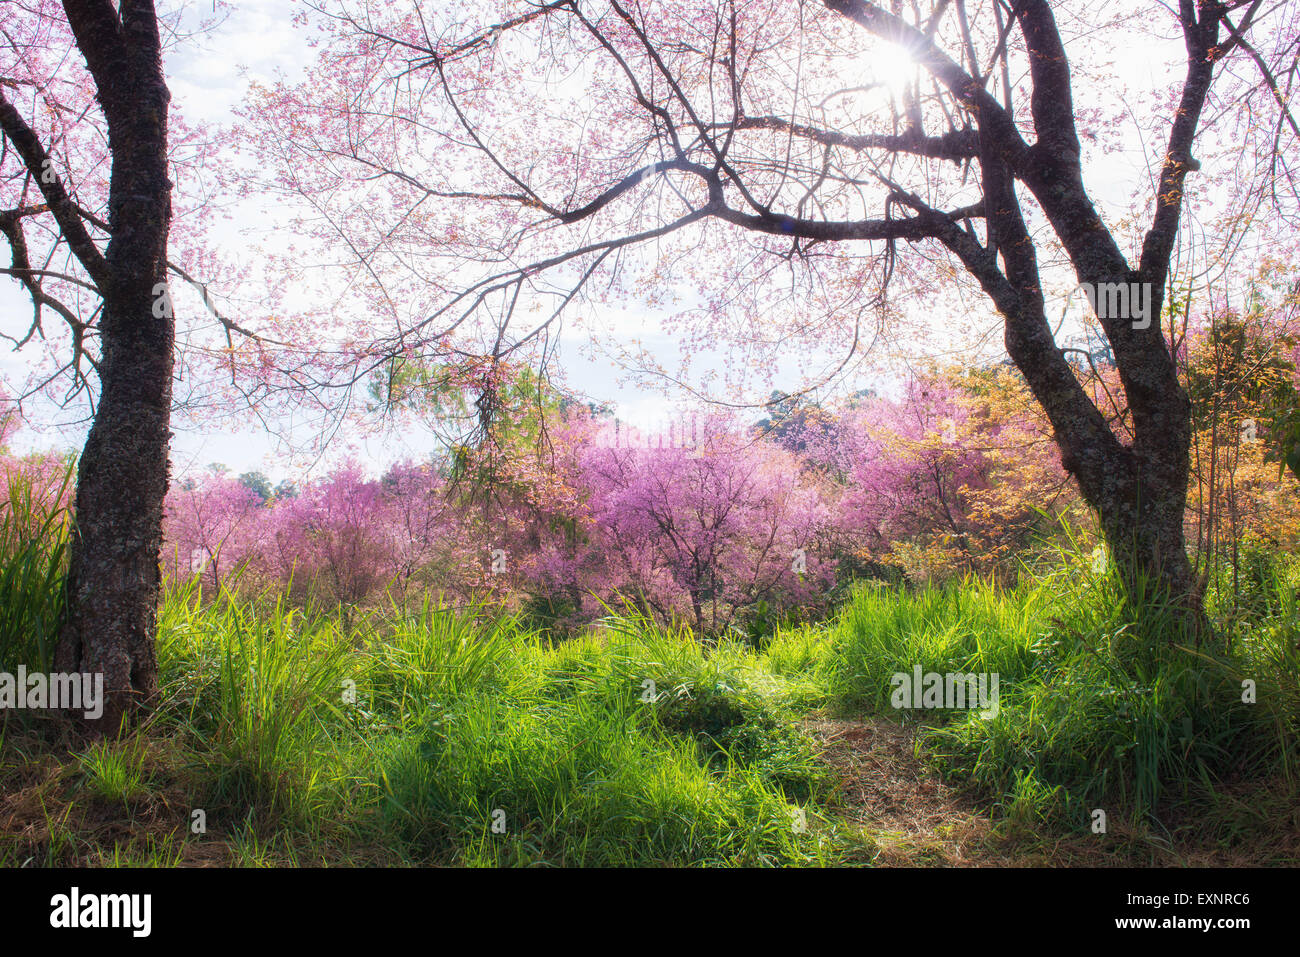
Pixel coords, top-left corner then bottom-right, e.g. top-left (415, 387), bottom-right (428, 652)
top-left (816, 557), bottom-right (1300, 832)
top-left (378, 689), bottom-right (826, 865)
top-left (75, 737), bottom-right (153, 806)
top-left (3, 468), bottom-right (1298, 865)
top-left (141, 564), bottom-right (1300, 862)
top-left (0, 459), bottom-right (73, 673)
top-left (145, 588), bottom-right (834, 865)
top-left (155, 581), bottom-right (362, 828)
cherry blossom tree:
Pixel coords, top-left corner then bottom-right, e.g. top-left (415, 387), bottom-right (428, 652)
top-left (0, 1), bottom-right (240, 725)
top-left (518, 413), bottom-right (834, 634)
top-left (163, 473), bottom-right (265, 593)
top-left (821, 368), bottom-right (1075, 581)
top-left (245, 0), bottom-right (1300, 626)
top-left (0, 0), bottom-right (179, 727)
top-left (0, 389), bottom-right (17, 452)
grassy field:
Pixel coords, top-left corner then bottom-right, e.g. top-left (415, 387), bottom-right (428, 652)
top-left (3, 543), bottom-right (1298, 866)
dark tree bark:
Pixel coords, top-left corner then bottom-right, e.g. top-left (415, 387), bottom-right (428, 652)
top-left (57, 0), bottom-right (174, 731)
top-left (921, 0), bottom-right (1220, 621)
top-left (814, 0), bottom-right (1229, 621)
top-left (0, 0), bottom-right (174, 730)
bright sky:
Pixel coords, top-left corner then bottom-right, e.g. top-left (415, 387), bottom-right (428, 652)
top-left (0, 0), bottom-right (1255, 482)
top-left (6, 0), bottom-right (843, 479)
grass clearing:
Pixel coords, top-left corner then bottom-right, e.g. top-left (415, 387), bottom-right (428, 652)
top-left (3, 539), bottom-right (1297, 866)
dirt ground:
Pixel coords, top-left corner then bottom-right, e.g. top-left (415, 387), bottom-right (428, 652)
top-left (804, 716), bottom-right (1299, 867)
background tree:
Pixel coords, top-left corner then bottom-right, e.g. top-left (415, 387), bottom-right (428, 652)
top-left (237, 470), bottom-right (275, 505)
top-left (576, 415), bottom-right (832, 633)
top-left (164, 472), bottom-right (264, 592)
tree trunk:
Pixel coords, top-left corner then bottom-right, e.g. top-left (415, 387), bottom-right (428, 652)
top-left (1083, 426), bottom-right (1202, 623)
top-left (53, 0), bottom-right (175, 732)
top-left (55, 289), bottom-right (174, 730)
top-left (1004, 297), bottom-right (1202, 626)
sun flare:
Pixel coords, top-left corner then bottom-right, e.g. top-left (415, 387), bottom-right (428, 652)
top-left (864, 41), bottom-right (917, 96)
